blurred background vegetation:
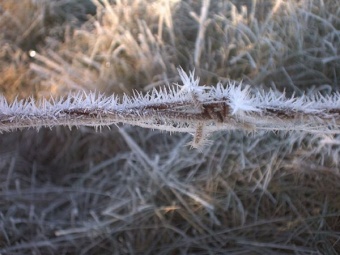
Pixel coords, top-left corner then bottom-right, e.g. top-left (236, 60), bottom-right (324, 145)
top-left (0, 0), bottom-right (340, 254)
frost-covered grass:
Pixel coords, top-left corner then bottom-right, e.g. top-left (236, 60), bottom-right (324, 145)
top-left (1, 0), bottom-right (340, 254)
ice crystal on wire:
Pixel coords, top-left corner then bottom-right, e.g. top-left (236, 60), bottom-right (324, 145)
top-left (1, 69), bottom-right (340, 146)
top-left (177, 67), bottom-right (208, 101)
top-left (227, 85), bottom-right (261, 115)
